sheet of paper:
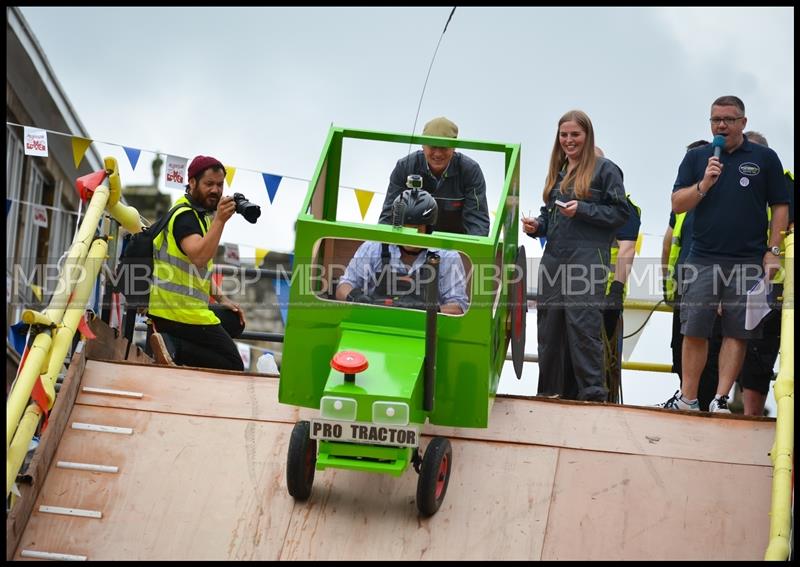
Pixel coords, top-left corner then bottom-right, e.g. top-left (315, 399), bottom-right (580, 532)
top-left (745, 276), bottom-right (771, 330)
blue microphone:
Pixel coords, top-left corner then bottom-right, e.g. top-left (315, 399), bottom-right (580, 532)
top-left (712, 134), bottom-right (726, 159)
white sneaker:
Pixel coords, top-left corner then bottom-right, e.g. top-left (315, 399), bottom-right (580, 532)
top-left (657, 390), bottom-right (700, 411)
top-left (709, 395), bottom-right (731, 413)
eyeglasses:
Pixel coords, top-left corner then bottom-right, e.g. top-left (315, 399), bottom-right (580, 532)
top-left (709, 116), bottom-right (744, 126)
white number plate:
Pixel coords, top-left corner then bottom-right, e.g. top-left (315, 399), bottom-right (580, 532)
top-left (309, 419), bottom-right (419, 448)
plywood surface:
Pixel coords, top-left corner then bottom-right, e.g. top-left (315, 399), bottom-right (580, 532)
top-left (541, 448), bottom-right (772, 560)
top-left (13, 359), bottom-right (778, 560)
top-left (79, 360), bottom-right (775, 465)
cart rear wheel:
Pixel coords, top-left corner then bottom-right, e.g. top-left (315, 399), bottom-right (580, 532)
top-left (416, 437), bottom-right (452, 516)
top-left (510, 245), bottom-right (528, 379)
top-left (287, 420), bottom-right (316, 500)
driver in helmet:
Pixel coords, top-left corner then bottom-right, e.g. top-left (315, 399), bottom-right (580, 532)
top-left (335, 188), bottom-right (469, 315)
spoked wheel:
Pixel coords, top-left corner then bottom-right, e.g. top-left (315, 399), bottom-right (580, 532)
top-left (416, 437), bottom-right (452, 517)
top-left (286, 420), bottom-right (317, 500)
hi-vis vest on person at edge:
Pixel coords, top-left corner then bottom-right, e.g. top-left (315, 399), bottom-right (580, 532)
top-left (148, 194), bottom-right (220, 325)
top-left (666, 169), bottom-right (794, 302)
top-left (607, 195), bottom-right (642, 296)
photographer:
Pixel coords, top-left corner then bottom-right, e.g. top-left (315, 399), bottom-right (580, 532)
top-left (148, 154), bottom-right (247, 370)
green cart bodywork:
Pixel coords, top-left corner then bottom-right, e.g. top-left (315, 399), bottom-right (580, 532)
top-left (279, 126), bottom-right (521, 483)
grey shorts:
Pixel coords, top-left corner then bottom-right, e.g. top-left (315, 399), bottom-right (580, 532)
top-left (680, 263), bottom-right (764, 340)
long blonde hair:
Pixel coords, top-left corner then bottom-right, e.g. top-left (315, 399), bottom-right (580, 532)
top-left (543, 110), bottom-right (597, 203)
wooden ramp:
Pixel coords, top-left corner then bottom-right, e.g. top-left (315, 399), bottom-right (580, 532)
top-left (11, 359), bottom-right (775, 560)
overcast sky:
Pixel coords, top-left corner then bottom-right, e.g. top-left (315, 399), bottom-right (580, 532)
top-left (18, 7), bottom-right (793, 407)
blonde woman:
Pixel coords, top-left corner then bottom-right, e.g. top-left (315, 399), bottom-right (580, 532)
top-left (522, 110), bottom-right (630, 401)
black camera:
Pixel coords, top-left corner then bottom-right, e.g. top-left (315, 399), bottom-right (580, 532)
top-left (232, 193), bottom-right (261, 224)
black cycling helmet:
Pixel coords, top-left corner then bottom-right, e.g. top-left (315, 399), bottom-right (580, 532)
top-left (392, 188), bottom-right (438, 231)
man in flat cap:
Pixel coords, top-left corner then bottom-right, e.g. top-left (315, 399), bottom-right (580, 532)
top-left (379, 116), bottom-right (490, 236)
top-left (147, 155), bottom-right (246, 371)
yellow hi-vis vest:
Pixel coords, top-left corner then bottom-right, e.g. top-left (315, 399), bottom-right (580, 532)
top-left (148, 195), bottom-right (220, 325)
top-left (772, 169), bottom-right (794, 284)
top-left (607, 195), bottom-right (642, 296)
top-left (665, 212), bottom-right (686, 303)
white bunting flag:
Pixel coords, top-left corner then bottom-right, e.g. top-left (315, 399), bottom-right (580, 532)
top-left (32, 205), bottom-right (49, 228)
top-left (164, 155), bottom-right (188, 189)
top-left (24, 127), bottom-right (49, 157)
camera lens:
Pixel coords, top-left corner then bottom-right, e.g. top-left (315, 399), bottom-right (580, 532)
top-left (232, 193), bottom-right (261, 224)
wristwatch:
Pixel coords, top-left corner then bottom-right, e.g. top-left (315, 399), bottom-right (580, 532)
top-left (769, 245), bottom-right (782, 257)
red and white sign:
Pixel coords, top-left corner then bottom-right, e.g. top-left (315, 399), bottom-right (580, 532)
top-left (24, 127), bottom-right (48, 157)
top-left (165, 155), bottom-right (188, 189)
top-left (32, 205), bottom-right (49, 228)
top-left (224, 243), bottom-right (240, 265)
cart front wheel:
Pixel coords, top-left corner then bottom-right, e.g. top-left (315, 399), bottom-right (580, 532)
top-left (287, 420), bottom-right (316, 500)
top-left (416, 437), bottom-right (452, 516)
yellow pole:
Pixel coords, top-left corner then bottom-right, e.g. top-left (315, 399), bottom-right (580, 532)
top-left (21, 310), bottom-right (55, 327)
top-left (107, 200), bottom-right (143, 234)
top-left (42, 239), bottom-right (107, 389)
top-left (5, 333), bottom-right (52, 450)
top-left (624, 299), bottom-right (672, 313)
top-left (765, 231), bottom-right (794, 561)
top-left (105, 156), bottom-right (122, 207)
top-left (620, 361), bottom-right (672, 373)
top-left (6, 404), bottom-right (43, 497)
top-left (5, 239), bottom-right (107, 496)
top-left (105, 155), bottom-right (143, 233)
top-left (43, 186), bottom-right (109, 323)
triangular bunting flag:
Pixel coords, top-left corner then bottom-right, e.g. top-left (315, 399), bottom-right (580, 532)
top-left (123, 146), bottom-right (141, 171)
top-left (539, 236), bottom-right (547, 249)
top-left (71, 137), bottom-right (93, 168)
top-left (31, 284), bottom-right (43, 302)
top-left (275, 275), bottom-right (290, 326)
top-left (354, 189), bottom-right (375, 221)
top-left (255, 248), bottom-right (269, 268)
top-left (6, 199), bottom-right (10, 216)
top-left (9, 322), bottom-right (29, 355)
top-left (262, 173), bottom-right (282, 204)
top-left (635, 232), bottom-right (644, 256)
top-left (77, 314), bottom-right (97, 340)
top-left (224, 166), bottom-right (237, 188)
top-left (75, 169), bottom-right (108, 201)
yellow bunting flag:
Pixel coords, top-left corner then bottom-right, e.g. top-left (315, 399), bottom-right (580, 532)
top-left (354, 189), bottom-right (375, 221)
top-left (224, 165), bottom-right (237, 188)
top-left (635, 232), bottom-right (644, 256)
top-left (71, 137), bottom-right (93, 168)
top-left (255, 247), bottom-right (269, 268)
top-left (31, 284), bottom-right (43, 302)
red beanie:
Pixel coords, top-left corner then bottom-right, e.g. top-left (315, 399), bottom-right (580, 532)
top-left (187, 155), bottom-right (225, 180)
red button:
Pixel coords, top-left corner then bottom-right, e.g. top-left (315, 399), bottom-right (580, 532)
top-left (331, 351), bottom-right (369, 374)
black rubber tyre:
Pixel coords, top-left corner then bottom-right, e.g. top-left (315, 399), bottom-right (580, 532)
top-left (286, 420), bottom-right (316, 500)
top-left (416, 437), bottom-right (453, 516)
top-left (510, 245), bottom-right (528, 379)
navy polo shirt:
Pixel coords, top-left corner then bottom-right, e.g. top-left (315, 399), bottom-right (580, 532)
top-left (672, 136), bottom-right (789, 263)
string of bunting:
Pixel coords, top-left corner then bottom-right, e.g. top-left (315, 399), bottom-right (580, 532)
top-left (7, 121), bottom-right (385, 220)
top-left (7, 122), bottom-right (674, 236)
